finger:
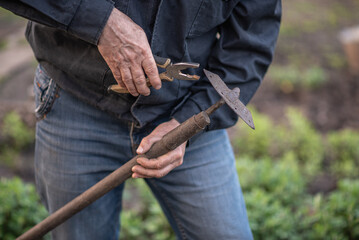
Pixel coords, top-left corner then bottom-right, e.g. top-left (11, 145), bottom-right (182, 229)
top-left (130, 65), bottom-right (150, 96)
top-left (136, 155), bottom-right (171, 170)
top-left (121, 67), bottom-right (138, 96)
top-left (132, 163), bottom-right (177, 178)
top-left (137, 133), bottom-right (162, 154)
top-left (132, 173), bottom-right (146, 179)
top-left (136, 149), bottom-right (182, 169)
top-left (142, 55), bottom-right (161, 90)
top-left (112, 69), bottom-right (126, 88)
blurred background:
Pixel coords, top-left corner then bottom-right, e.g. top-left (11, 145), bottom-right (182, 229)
top-left (0, 0), bottom-right (359, 239)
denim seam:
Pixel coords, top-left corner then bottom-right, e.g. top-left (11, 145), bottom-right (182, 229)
top-left (148, 179), bottom-right (187, 240)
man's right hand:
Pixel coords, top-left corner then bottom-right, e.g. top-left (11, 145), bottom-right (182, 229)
top-left (98, 8), bottom-right (161, 96)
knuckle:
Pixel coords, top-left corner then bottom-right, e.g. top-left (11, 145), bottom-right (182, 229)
top-left (134, 77), bottom-right (146, 86)
top-left (112, 70), bottom-right (122, 78)
top-left (122, 75), bottom-right (132, 83)
top-left (145, 66), bottom-right (157, 75)
top-left (128, 54), bottom-right (138, 62)
top-left (141, 137), bottom-right (149, 146)
top-left (177, 159), bottom-right (183, 167)
top-left (127, 86), bottom-right (136, 92)
top-left (155, 161), bottom-right (163, 169)
top-left (119, 57), bottom-right (130, 66)
top-left (156, 172), bottom-right (165, 178)
top-left (174, 151), bottom-right (182, 159)
top-left (128, 88), bottom-right (138, 95)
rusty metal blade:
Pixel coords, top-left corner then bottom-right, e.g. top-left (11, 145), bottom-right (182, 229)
top-left (166, 63), bottom-right (200, 81)
top-left (203, 69), bottom-right (255, 129)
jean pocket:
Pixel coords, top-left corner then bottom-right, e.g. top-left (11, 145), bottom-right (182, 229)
top-left (34, 64), bottom-right (59, 120)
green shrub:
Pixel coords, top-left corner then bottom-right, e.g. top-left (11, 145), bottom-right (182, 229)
top-left (0, 112), bottom-right (34, 166)
top-left (0, 178), bottom-right (48, 240)
top-left (303, 179), bottom-right (359, 239)
top-left (233, 108), bottom-right (288, 160)
top-left (237, 157), bottom-right (305, 207)
top-left (327, 129), bottom-right (359, 178)
top-left (238, 157), bottom-right (359, 239)
top-left (237, 157), bottom-right (307, 239)
top-left (2, 112), bottom-right (34, 149)
top-left (120, 179), bottom-right (175, 240)
top-left (244, 188), bottom-right (301, 240)
top-left (233, 108), bottom-right (324, 176)
top-left (285, 108), bottom-right (324, 175)
top-left (268, 65), bottom-right (326, 93)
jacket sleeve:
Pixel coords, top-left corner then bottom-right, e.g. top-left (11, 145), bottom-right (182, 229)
top-left (0, 0), bottom-right (114, 45)
top-left (172, 0), bottom-right (281, 130)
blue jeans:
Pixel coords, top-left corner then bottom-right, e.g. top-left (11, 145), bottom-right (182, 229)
top-left (34, 65), bottom-right (253, 240)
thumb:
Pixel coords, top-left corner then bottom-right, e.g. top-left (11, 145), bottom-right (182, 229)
top-left (136, 132), bottom-right (162, 155)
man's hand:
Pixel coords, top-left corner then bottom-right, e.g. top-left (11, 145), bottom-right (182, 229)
top-left (132, 119), bottom-right (186, 178)
top-left (98, 8), bottom-right (161, 96)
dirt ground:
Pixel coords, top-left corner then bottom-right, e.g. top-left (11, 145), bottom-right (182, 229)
top-left (252, 72), bottom-right (359, 133)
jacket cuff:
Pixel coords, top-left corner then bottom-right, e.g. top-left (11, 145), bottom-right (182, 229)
top-left (68, 0), bottom-right (114, 45)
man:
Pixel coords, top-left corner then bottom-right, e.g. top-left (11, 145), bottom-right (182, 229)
top-left (1, 0), bottom-right (281, 239)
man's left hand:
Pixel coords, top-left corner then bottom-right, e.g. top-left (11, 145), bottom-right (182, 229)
top-left (132, 119), bottom-right (186, 178)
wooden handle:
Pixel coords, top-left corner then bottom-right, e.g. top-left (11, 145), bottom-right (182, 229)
top-left (153, 55), bottom-right (171, 68)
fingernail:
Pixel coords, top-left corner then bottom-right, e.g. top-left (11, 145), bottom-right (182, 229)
top-left (132, 166), bottom-right (137, 172)
top-left (154, 84), bottom-right (161, 90)
top-left (132, 173), bottom-right (138, 178)
top-left (137, 146), bottom-right (143, 154)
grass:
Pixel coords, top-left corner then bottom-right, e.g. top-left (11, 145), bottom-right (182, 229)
top-left (0, 8), bottom-right (23, 23)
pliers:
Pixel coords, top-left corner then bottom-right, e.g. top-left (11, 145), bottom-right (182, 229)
top-left (108, 55), bottom-right (200, 94)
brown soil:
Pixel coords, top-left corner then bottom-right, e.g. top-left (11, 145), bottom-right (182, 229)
top-left (252, 72), bottom-right (359, 133)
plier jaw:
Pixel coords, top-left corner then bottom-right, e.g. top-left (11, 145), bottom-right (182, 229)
top-left (160, 62), bottom-right (200, 82)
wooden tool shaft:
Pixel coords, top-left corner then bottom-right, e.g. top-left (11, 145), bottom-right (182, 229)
top-left (17, 111), bottom-right (210, 240)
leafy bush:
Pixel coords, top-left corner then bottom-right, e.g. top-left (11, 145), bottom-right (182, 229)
top-left (327, 129), bottom-right (359, 177)
top-left (237, 157), bottom-right (306, 239)
top-left (285, 108), bottom-right (324, 175)
top-left (244, 188), bottom-right (300, 240)
top-left (237, 157), bottom-right (305, 207)
top-left (234, 108), bottom-right (324, 175)
top-left (238, 156), bottom-right (359, 239)
top-left (0, 112), bottom-right (34, 166)
top-left (233, 110), bottom-right (277, 159)
top-left (120, 179), bottom-right (175, 240)
top-left (302, 179), bottom-right (359, 239)
top-left (0, 178), bottom-right (48, 240)
top-left (233, 108), bottom-right (290, 159)
top-left (2, 112), bottom-right (34, 149)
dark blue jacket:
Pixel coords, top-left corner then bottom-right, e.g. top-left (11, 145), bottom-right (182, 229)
top-left (0, 0), bottom-right (281, 130)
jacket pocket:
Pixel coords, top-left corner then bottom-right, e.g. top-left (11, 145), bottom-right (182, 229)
top-left (188, 0), bottom-right (239, 38)
top-left (34, 64), bottom-right (59, 121)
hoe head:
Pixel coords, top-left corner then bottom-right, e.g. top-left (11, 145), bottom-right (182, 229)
top-left (203, 69), bottom-right (255, 129)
